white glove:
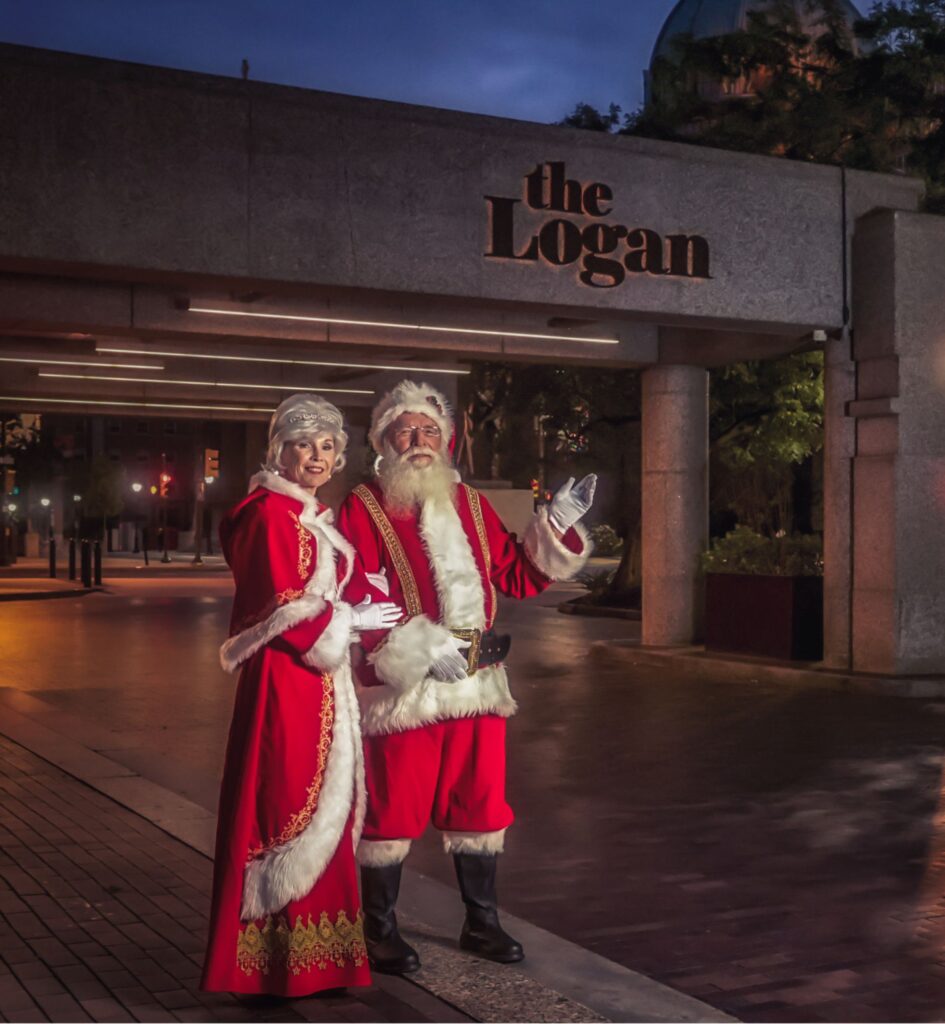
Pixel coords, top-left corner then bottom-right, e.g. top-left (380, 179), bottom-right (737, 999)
top-left (366, 567), bottom-right (390, 596)
top-left (429, 635), bottom-right (471, 683)
top-left (351, 595), bottom-right (403, 631)
top-left (548, 473), bottom-right (597, 533)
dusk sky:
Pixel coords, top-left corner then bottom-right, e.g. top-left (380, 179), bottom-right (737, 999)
top-left (0, 0), bottom-right (869, 127)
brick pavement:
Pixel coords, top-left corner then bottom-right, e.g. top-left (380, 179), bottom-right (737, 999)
top-left (0, 735), bottom-right (471, 1024)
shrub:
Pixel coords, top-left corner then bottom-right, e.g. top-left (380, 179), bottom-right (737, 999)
top-left (701, 525), bottom-right (823, 577)
top-left (576, 567), bottom-right (616, 598)
top-left (588, 523), bottom-right (623, 556)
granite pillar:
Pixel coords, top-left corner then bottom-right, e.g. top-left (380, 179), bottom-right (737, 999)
top-left (641, 365), bottom-right (708, 646)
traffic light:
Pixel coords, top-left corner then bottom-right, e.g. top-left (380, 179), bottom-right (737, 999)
top-left (530, 478), bottom-right (539, 499)
top-left (2, 467), bottom-right (14, 495)
top-left (159, 472), bottom-right (172, 498)
top-left (203, 448), bottom-right (220, 480)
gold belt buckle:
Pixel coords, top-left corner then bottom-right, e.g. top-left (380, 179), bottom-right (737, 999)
top-left (450, 628), bottom-right (482, 675)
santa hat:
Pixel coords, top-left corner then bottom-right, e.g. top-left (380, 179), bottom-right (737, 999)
top-left (369, 380), bottom-right (454, 455)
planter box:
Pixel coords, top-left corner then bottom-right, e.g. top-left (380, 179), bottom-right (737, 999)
top-left (705, 573), bottom-right (823, 661)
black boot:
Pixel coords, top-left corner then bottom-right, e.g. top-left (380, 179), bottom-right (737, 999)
top-left (360, 863), bottom-right (421, 974)
top-left (453, 853), bottom-right (524, 963)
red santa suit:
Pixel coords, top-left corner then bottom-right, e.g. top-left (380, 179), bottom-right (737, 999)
top-left (202, 470), bottom-right (375, 995)
top-left (337, 475), bottom-right (589, 863)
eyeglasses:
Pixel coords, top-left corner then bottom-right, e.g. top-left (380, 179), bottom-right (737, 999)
top-left (393, 425), bottom-right (441, 441)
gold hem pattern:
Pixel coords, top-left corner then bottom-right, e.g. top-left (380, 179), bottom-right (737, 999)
top-left (352, 484), bottom-right (422, 616)
top-left (289, 510), bottom-right (314, 581)
top-left (248, 678), bottom-right (334, 859)
top-left (237, 909), bottom-right (367, 976)
top-left (463, 486), bottom-right (497, 625)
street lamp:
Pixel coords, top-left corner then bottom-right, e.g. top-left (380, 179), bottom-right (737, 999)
top-left (40, 498), bottom-right (55, 577)
top-left (130, 482), bottom-right (143, 554)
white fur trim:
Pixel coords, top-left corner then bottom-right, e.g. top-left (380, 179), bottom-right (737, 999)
top-left (523, 508), bottom-right (591, 581)
top-left (220, 593), bottom-right (327, 673)
top-left (358, 664), bottom-right (517, 737)
top-left (303, 601), bottom-right (355, 674)
top-left (368, 380), bottom-right (454, 454)
top-left (368, 615), bottom-right (455, 691)
top-left (356, 839), bottom-right (412, 867)
top-left (221, 475), bottom-right (359, 673)
top-left (442, 829), bottom-right (506, 855)
top-left (249, 471), bottom-right (354, 592)
top-left (240, 660), bottom-right (363, 920)
top-left (419, 495), bottom-right (486, 631)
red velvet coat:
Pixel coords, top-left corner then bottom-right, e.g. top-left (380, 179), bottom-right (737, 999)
top-left (202, 472), bottom-right (378, 996)
top-left (337, 479), bottom-right (589, 737)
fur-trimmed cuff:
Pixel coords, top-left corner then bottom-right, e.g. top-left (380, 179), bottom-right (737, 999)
top-left (442, 829), bottom-right (506, 855)
top-left (303, 601), bottom-right (354, 674)
top-left (356, 838), bottom-right (412, 866)
top-left (220, 593), bottom-right (327, 674)
top-left (367, 615), bottom-right (454, 692)
top-left (523, 508), bottom-right (591, 581)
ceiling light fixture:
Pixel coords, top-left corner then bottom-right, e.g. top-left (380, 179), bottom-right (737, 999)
top-left (0, 395), bottom-right (273, 413)
top-left (0, 356), bottom-right (164, 370)
top-left (187, 305), bottom-right (619, 345)
top-left (95, 345), bottom-right (470, 375)
top-left (38, 372), bottom-right (374, 395)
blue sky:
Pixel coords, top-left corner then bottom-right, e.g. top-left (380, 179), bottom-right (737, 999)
top-left (0, 0), bottom-right (866, 125)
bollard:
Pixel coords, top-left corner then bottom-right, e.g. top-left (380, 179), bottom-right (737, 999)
top-left (68, 538), bottom-right (76, 580)
top-left (48, 537), bottom-right (57, 579)
top-left (80, 540), bottom-right (92, 588)
top-left (93, 540), bottom-right (102, 586)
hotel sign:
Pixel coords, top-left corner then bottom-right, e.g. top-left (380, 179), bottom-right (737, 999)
top-left (484, 161), bottom-right (710, 289)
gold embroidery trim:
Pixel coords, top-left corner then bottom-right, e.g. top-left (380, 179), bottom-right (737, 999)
top-left (237, 910), bottom-right (367, 976)
top-left (289, 510), bottom-right (313, 582)
top-left (352, 484), bottom-right (422, 617)
top-left (231, 587), bottom-right (305, 635)
top-left (463, 485), bottom-right (497, 625)
top-left (248, 679), bottom-right (334, 859)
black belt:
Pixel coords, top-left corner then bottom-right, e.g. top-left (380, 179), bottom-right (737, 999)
top-left (449, 628), bottom-right (511, 673)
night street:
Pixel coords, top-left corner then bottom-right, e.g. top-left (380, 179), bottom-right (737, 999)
top-left (4, 582), bottom-right (945, 1021)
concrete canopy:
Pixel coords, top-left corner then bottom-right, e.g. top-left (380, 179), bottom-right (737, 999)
top-left (0, 42), bottom-right (922, 421)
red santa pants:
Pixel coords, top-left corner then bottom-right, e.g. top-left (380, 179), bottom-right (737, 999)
top-left (362, 714), bottom-right (514, 841)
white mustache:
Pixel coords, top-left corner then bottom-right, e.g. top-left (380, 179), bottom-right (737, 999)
top-left (399, 446), bottom-right (434, 462)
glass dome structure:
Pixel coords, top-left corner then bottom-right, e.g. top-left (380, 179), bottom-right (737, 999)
top-left (646, 0), bottom-right (864, 105)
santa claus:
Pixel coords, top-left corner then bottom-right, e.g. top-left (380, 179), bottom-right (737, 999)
top-left (337, 379), bottom-right (595, 974)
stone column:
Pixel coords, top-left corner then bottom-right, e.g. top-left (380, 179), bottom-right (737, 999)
top-left (822, 332), bottom-right (856, 669)
top-left (641, 365), bottom-right (708, 646)
top-left (849, 208), bottom-right (945, 674)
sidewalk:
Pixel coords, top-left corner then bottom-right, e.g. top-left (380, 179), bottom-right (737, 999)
top-left (0, 710), bottom-right (725, 1024)
top-left (0, 735), bottom-right (476, 1024)
top-left (0, 553), bottom-right (229, 600)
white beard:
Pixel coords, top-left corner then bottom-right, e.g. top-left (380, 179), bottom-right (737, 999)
top-left (377, 444), bottom-right (456, 514)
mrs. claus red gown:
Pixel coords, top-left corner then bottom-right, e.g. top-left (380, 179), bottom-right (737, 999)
top-left (201, 470), bottom-right (377, 996)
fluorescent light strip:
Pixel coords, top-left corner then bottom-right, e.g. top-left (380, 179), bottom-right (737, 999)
top-left (38, 372), bottom-right (374, 396)
top-left (0, 395), bottom-right (272, 413)
top-left (96, 345), bottom-right (470, 375)
top-left (0, 356), bottom-right (164, 370)
top-left (188, 305), bottom-right (619, 346)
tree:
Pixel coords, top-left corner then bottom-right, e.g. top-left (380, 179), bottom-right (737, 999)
top-left (629, 0), bottom-right (945, 210)
top-left (81, 456), bottom-right (125, 539)
top-left (462, 364), bottom-right (643, 600)
top-left (560, 102), bottom-right (625, 133)
top-left (709, 353), bottom-right (824, 536)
